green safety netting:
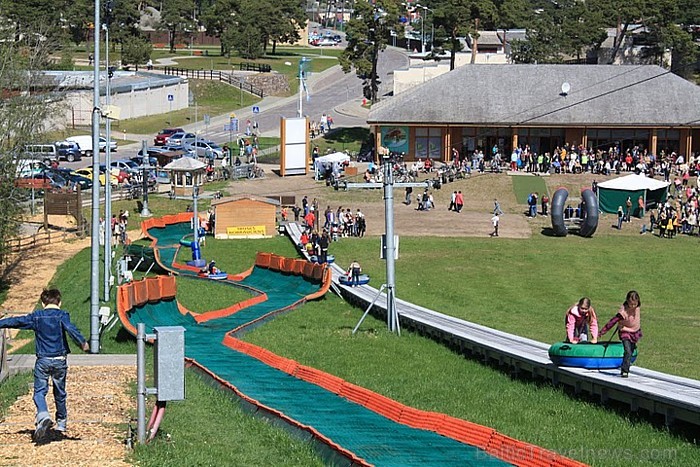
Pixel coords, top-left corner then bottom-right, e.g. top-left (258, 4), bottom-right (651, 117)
top-left (126, 222), bottom-right (511, 466)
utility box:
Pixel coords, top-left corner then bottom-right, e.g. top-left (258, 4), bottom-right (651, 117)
top-left (153, 326), bottom-right (186, 401)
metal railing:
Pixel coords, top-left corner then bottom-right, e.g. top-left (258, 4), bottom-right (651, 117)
top-left (162, 67), bottom-right (265, 98)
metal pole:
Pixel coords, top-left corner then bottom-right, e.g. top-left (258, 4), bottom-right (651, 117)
top-left (89, 0), bottom-right (102, 353)
top-left (136, 323), bottom-right (146, 444)
top-left (298, 60), bottom-right (303, 118)
top-left (382, 159), bottom-right (399, 334)
top-left (421, 11), bottom-right (425, 54)
top-left (193, 185), bottom-right (199, 245)
top-left (103, 24), bottom-right (112, 302)
top-left (140, 141), bottom-right (151, 217)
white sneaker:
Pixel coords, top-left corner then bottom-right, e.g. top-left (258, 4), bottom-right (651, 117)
top-left (55, 419), bottom-right (67, 432)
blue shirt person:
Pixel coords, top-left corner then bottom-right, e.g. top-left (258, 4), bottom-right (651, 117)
top-left (0, 288), bottom-right (89, 440)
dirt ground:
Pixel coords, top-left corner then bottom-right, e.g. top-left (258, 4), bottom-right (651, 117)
top-left (232, 163), bottom-right (535, 238)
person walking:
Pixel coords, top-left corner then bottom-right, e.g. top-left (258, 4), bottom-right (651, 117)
top-left (493, 199), bottom-right (503, 216)
top-left (0, 289), bottom-right (89, 440)
top-left (490, 213), bottom-right (500, 237)
top-left (599, 291), bottom-right (643, 378)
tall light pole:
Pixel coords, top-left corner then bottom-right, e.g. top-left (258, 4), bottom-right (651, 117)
top-left (89, 0), bottom-right (102, 353)
top-left (103, 22), bottom-right (113, 303)
top-left (416, 4), bottom-right (433, 54)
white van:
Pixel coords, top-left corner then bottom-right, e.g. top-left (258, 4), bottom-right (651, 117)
top-left (66, 135), bottom-right (118, 156)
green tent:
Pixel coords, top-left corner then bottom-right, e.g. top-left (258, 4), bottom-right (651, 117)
top-left (597, 174), bottom-right (670, 217)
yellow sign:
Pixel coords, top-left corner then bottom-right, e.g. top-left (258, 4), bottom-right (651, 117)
top-left (227, 225), bottom-right (266, 236)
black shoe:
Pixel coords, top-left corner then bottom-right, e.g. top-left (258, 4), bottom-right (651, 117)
top-left (33, 417), bottom-right (52, 441)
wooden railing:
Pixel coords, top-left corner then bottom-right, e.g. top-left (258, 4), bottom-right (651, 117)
top-left (162, 67), bottom-right (265, 98)
top-left (239, 62), bottom-right (271, 73)
top-left (5, 226), bottom-right (88, 254)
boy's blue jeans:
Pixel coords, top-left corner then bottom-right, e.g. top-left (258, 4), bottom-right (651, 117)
top-left (33, 357), bottom-right (68, 424)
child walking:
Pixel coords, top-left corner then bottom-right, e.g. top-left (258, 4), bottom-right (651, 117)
top-left (0, 289), bottom-right (89, 440)
top-left (598, 290), bottom-right (642, 378)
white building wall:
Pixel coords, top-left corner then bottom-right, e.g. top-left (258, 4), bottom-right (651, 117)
top-left (61, 78), bottom-right (189, 127)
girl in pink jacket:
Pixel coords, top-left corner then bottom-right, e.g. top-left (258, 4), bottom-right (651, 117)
top-left (565, 297), bottom-right (598, 344)
top-left (599, 291), bottom-right (642, 378)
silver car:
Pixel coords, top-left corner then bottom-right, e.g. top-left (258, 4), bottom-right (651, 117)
top-left (167, 132), bottom-right (197, 146)
top-left (186, 140), bottom-right (224, 159)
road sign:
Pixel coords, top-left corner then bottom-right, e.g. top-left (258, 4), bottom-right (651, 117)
top-left (167, 94), bottom-right (174, 102)
top-left (252, 106), bottom-right (260, 114)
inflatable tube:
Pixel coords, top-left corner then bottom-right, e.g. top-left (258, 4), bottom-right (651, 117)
top-left (550, 188), bottom-right (569, 236)
top-left (548, 341), bottom-right (637, 369)
top-left (579, 188), bottom-right (599, 237)
top-left (310, 255), bottom-right (335, 264)
top-left (339, 274), bottom-right (370, 286)
top-left (197, 271), bottom-right (228, 280)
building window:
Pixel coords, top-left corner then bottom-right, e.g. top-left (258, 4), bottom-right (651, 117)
top-left (415, 127), bottom-right (442, 159)
top-left (657, 129), bottom-right (680, 156)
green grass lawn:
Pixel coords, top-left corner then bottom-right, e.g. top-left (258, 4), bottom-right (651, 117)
top-left (511, 174), bottom-right (549, 203)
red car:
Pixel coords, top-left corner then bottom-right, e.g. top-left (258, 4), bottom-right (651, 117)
top-left (154, 128), bottom-right (184, 146)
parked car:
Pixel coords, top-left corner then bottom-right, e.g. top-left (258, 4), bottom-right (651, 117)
top-left (52, 168), bottom-right (94, 190)
top-left (74, 167), bottom-right (119, 187)
top-left (19, 170), bottom-right (70, 190)
top-left (137, 147), bottom-right (170, 158)
top-left (186, 140), bottom-right (224, 160)
top-left (66, 135), bottom-right (117, 156)
top-left (25, 143), bottom-right (82, 163)
top-left (166, 131), bottom-right (197, 146)
top-left (110, 159), bottom-right (141, 176)
top-left (154, 128), bottom-right (184, 146)
top-left (130, 155), bottom-right (159, 167)
top-left (316, 37), bottom-right (337, 47)
top-left (161, 143), bottom-right (197, 158)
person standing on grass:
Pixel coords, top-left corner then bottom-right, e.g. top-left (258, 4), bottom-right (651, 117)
top-left (0, 289), bottom-right (89, 441)
top-left (599, 291), bottom-right (642, 378)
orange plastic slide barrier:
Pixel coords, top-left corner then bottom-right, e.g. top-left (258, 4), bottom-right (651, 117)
top-left (117, 275), bottom-right (178, 336)
top-left (254, 252), bottom-right (332, 301)
top-left (222, 336), bottom-right (586, 467)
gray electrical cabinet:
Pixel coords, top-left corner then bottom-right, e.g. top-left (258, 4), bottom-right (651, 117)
top-left (153, 326), bottom-right (186, 401)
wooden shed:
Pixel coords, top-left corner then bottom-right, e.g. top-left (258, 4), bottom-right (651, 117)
top-left (211, 194), bottom-right (279, 239)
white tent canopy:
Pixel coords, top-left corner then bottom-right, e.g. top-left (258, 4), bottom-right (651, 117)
top-left (597, 174), bottom-right (669, 190)
top-left (313, 152), bottom-right (350, 179)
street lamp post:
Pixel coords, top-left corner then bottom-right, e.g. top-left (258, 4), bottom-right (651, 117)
top-left (415, 4), bottom-right (433, 54)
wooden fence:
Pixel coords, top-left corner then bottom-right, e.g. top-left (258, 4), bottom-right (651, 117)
top-left (5, 226), bottom-right (88, 255)
top-left (162, 67), bottom-right (265, 98)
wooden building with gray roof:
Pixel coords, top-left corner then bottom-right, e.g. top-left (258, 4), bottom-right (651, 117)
top-left (367, 65), bottom-right (700, 161)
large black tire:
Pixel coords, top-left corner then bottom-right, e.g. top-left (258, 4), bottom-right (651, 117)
top-left (551, 188), bottom-right (568, 237)
top-left (579, 189), bottom-right (599, 237)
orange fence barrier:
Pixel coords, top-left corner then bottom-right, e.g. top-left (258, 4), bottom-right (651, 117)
top-left (222, 336), bottom-right (587, 467)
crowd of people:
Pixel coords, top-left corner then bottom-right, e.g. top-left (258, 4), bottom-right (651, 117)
top-left (309, 113), bottom-right (333, 139)
top-left (498, 142), bottom-right (696, 180)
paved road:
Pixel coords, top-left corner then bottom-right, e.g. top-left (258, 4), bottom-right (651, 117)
top-left (60, 46), bottom-right (408, 172)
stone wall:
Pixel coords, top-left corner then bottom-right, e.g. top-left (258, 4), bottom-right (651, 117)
top-left (245, 73), bottom-right (290, 96)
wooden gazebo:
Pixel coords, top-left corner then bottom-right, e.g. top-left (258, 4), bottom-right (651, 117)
top-left (164, 157), bottom-right (206, 197)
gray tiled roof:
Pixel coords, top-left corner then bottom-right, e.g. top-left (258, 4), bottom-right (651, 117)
top-left (368, 65), bottom-right (700, 127)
